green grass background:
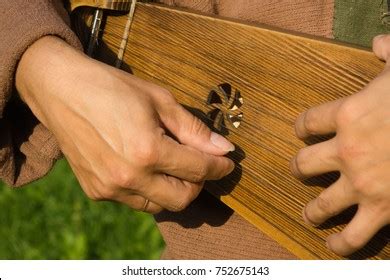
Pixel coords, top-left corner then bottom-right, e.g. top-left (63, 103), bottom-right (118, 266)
top-left (0, 159), bottom-right (165, 259)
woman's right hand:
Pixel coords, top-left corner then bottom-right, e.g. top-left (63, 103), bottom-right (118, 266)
top-left (16, 36), bottom-right (235, 213)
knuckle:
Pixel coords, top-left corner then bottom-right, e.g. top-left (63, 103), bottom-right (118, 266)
top-left (350, 173), bottom-right (372, 194)
top-left (134, 139), bottom-right (160, 169)
top-left (159, 88), bottom-right (174, 98)
top-left (115, 170), bottom-right (135, 188)
top-left (350, 169), bottom-right (386, 198)
top-left (80, 181), bottom-right (104, 201)
top-left (188, 116), bottom-right (209, 137)
top-left (191, 162), bottom-right (208, 182)
top-left (170, 184), bottom-right (199, 212)
top-left (336, 140), bottom-right (362, 163)
top-left (156, 88), bottom-right (176, 104)
top-left (373, 196), bottom-right (388, 212)
top-left (86, 192), bottom-right (100, 201)
top-left (105, 161), bottom-right (136, 188)
top-left (336, 100), bottom-right (359, 127)
top-left (170, 198), bottom-right (189, 212)
top-left (171, 202), bottom-right (186, 212)
top-left (84, 188), bottom-right (104, 201)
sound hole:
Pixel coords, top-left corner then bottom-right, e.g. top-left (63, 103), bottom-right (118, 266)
top-left (206, 83), bottom-right (244, 133)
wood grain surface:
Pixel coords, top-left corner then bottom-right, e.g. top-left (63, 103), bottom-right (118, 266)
top-left (91, 3), bottom-right (389, 259)
top-left (68, 0), bottom-right (132, 11)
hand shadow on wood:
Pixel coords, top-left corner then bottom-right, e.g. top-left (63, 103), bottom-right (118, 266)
top-left (301, 136), bottom-right (389, 259)
top-left (155, 106), bottom-right (244, 228)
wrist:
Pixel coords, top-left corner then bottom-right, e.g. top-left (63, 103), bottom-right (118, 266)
top-left (15, 36), bottom-right (92, 127)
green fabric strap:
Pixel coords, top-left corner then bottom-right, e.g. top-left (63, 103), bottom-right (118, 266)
top-left (334, 0), bottom-right (390, 47)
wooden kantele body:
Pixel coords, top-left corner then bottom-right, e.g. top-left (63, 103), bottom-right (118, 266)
top-left (71, 2), bottom-right (390, 259)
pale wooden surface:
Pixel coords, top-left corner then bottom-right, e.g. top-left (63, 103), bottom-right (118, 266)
top-left (68, 0), bottom-right (132, 12)
top-left (91, 3), bottom-right (389, 259)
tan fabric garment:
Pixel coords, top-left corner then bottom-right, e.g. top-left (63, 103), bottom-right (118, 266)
top-left (156, 191), bottom-right (296, 259)
top-left (0, 0), bottom-right (334, 259)
top-left (155, 0), bottom-right (334, 259)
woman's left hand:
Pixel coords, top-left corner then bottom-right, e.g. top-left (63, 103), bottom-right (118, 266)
top-left (291, 34), bottom-right (390, 256)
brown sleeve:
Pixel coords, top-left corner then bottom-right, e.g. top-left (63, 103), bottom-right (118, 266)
top-left (0, 0), bottom-right (82, 186)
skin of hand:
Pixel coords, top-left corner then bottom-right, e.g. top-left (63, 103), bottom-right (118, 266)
top-left (15, 36), bottom-right (235, 214)
top-left (291, 34), bottom-right (390, 256)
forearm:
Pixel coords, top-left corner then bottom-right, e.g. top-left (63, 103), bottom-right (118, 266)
top-left (16, 36), bottom-right (92, 129)
top-left (0, 1), bottom-right (82, 186)
top-left (14, 31), bottom-right (234, 214)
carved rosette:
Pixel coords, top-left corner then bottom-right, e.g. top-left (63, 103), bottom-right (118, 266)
top-left (206, 83), bottom-right (244, 133)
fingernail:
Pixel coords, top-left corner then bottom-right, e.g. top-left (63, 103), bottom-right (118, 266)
top-left (302, 206), bottom-right (319, 227)
top-left (227, 160), bottom-right (235, 174)
top-left (325, 240), bottom-right (330, 250)
top-left (302, 207), bottom-right (310, 224)
top-left (375, 34), bottom-right (386, 41)
top-left (210, 132), bottom-right (235, 152)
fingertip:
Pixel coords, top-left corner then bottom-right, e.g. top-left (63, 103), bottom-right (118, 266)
top-left (325, 235), bottom-right (336, 253)
top-left (294, 112), bottom-right (306, 140)
top-left (301, 206), bottom-right (311, 225)
top-left (302, 206), bottom-right (312, 225)
top-left (302, 205), bottom-right (320, 227)
top-left (290, 154), bottom-right (305, 180)
top-left (214, 157), bottom-right (235, 180)
top-left (210, 132), bottom-right (235, 154)
top-left (326, 232), bottom-right (363, 257)
top-left (147, 205), bottom-right (164, 215)
top-left (326, 233), bottom-right (347, 256)
top-left (290, 155), bottom-right (300, 178)
top-left (373, 34), bottom-right (386, 43)
top-left (373, 34), bottom-right (390, 61)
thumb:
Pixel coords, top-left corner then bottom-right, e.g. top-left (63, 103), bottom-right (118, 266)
top-left (160, 104), bottom-right (235, 156)
top-left (373, 34), bottom-right (390, 62)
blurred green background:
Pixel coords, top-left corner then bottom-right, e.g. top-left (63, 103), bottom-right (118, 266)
top-left (0, 159), bottom-right (165, 259)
